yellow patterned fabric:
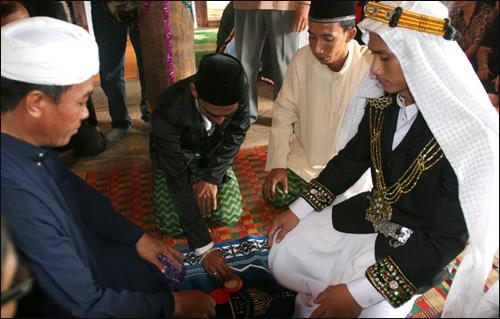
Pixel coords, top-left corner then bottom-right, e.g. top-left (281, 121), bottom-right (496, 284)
top-left (363, 1), bottom-right (459, 40)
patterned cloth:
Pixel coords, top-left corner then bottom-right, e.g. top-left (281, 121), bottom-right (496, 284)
top-left (263, 169), bottom-right (307, 208)
top-left (153, 163), bottom-right (243, 236)
top-left (82, 155), bottom-right (499, 318)
top-left (180, 235), bottom-right (296, 318)
top-left (449, 3), bottom-right (497, 55)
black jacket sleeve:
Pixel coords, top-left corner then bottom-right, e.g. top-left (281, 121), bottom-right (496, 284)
top-left (317, 105), bottom-right (372, 196)
top-left (298, 105), bottom-right (371, 211)
top-left (151, 115), bottom-right (212, 250)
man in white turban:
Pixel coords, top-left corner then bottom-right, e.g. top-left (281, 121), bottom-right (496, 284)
top-left (1, 17), bottom-right (215, 317)
top-left (268, 1), bottom-right (499, 317)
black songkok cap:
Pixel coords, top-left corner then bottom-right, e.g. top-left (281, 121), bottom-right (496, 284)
top-left (309, 1), bottom-right (355, 23)
top-left (194, 53), bottom-right (247, 106)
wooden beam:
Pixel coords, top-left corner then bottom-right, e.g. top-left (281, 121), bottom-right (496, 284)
top-left (195, 1), bottom-right (208, 27)
top-left (139, 1), bottom-right (196, 109)
top-left (71, 1), bottom-right (88, 31)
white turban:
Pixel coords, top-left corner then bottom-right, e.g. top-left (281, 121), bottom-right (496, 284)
top-left (338, 1), bottom-right (499, 317)
top-left (1, 17), bottom-right (99, 86)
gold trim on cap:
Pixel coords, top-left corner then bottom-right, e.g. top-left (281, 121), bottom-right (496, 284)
top-left (363, 1), bottom-right (459, 40)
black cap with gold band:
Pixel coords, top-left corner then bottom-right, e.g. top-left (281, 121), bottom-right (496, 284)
top-left (363, 1), bottom-right (460, 40)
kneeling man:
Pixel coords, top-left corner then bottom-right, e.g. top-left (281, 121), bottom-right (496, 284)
top-left (151, 53), bottom-right (250, 282)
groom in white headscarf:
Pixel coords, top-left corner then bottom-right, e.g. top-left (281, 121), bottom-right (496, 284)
top-left (268, 1), bottom-right (499, 317)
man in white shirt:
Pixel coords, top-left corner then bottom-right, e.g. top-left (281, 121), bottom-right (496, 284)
top-left (267, 1), bottom-right (498, 317)
top-left (263, 1), bottom-right (373, 208)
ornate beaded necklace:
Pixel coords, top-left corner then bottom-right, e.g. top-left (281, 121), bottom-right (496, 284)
top-left (366, 96), bottom-right (444, 228)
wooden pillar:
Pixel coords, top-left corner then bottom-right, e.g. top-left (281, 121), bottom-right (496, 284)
top-left (139, 1), bottom-right (196, 110)
top-left (194, 1), bottom-right (208, 27)
top-left (71, 1), bottom-right (88, 31)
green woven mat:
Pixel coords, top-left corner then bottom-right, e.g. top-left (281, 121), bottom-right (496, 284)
top-left (194, 27), bottom-right (218, 68)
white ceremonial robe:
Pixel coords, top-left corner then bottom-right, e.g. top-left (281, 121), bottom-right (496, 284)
top-left (269, 207), bottom-right (418, 318)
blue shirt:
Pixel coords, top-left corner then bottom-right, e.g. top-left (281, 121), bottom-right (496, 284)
top-left (1, 133), bottom-right (174, 317)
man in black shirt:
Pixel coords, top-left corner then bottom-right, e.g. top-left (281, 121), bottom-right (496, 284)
top-left (150, 53), bottom-right (249, 281)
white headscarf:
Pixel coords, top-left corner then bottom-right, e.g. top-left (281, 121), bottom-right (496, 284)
top-left (340, 1), bottom-right (499, 317)
top-left (1, 17), bottom-right (99, 85)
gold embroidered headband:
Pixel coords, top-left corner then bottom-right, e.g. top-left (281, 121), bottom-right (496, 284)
top-left (363, 1), bottom-right (460, 40)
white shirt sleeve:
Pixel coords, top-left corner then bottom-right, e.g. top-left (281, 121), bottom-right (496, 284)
top-left (195, 241), bottom-right (214, 256)
top-left (347, 277), bottom-right (385, 308)
top-left (289, 197), bottom-right (315, 220)
top-left (265, 57), bottom-right (300, 171)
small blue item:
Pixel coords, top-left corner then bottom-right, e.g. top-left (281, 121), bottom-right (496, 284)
top-left (157, 254), bottom-right (186, 292)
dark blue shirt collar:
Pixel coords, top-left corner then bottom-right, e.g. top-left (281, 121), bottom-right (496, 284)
top-left (1, 132), bottom-right (52, 163)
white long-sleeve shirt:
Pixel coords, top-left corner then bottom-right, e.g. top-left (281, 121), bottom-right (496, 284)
top-left (266, 41), bottom-right (373, 182)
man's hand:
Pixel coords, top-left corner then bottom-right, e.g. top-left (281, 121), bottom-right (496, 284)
top-left (193, 181), bottom-right (218, 217)
top-left (493, 75), bottom-right (499, 93)
top-left (268, 209), bottom-right (299, 248)
top-left (201, 250), bottom-right (233, 282)
top-left (476, 66), bottom-right (491, 81)
top-left (173, 290), bottom-right (216, 318)
top-left (310, 284), bottom-right (362, 318)
top-left (294, 2), bottom-right (309, 32)
top-left (263, 168), bottom-right (289, 201)
top-left (488, 93), bottom-right (499, 111)
top-left (135, 233), bottom-right (185, 271)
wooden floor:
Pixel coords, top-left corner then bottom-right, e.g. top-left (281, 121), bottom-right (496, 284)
top-left (60, 79), bottom-right (274, 175)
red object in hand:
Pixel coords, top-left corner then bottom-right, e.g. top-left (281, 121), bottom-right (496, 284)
top-left (210, 288), bottom-right (230, 304)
